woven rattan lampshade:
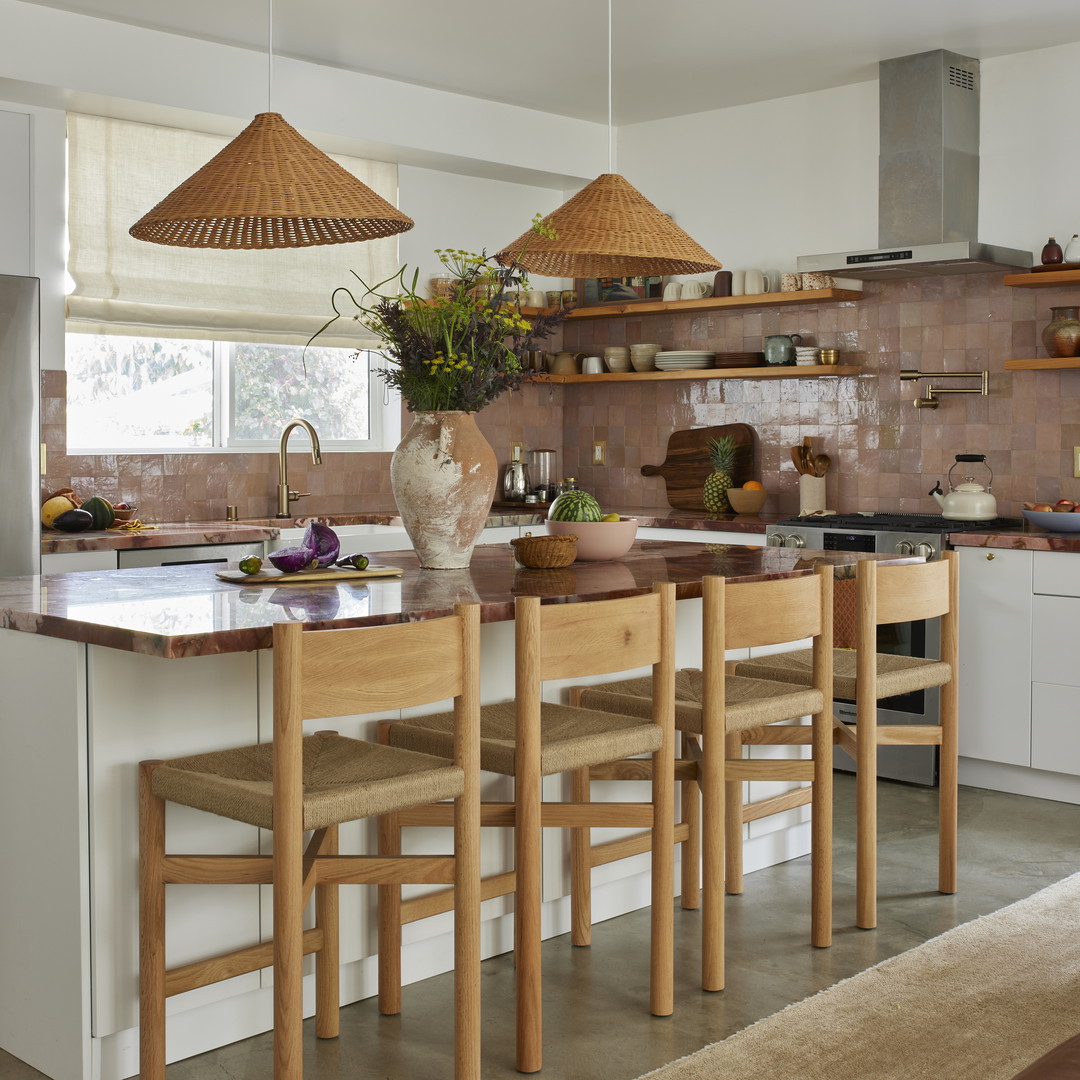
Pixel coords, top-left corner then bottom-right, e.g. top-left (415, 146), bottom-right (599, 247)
top-left (495, 173), bottom-right (720, 278)
top-left (129, 112), bottom-right (414, 249)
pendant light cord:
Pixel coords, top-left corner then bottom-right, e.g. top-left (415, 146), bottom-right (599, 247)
top-left (607, 0), bottom-right (614, 173)
top-left (267, 0), bottom-right (274, 113)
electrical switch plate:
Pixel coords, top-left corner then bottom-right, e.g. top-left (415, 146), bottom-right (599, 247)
top-left (592, 441), bottom-right (606, 465)
top-left (510, 441), bottom-right (524, 463)
top-left (1074, 446), bottom-right (1080, 478)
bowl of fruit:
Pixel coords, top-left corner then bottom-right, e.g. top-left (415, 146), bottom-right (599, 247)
top-left (1022, 500), bottom-right (1080, 532)
top-left (725, 482), bottom-right (767, 515)
top-left (544, 489), bottom-right (639, 561)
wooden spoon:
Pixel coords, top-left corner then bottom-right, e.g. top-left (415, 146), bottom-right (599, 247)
top-left (791, 446), bottom-right (808, 474)
top-left (813, 453), bottom-right (831, 477)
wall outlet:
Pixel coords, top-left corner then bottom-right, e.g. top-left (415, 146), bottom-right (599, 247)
top-left (592, 441), bottom-right (606, 465)
top-left (510, 441), bottom-right (524, 463)
top-left (1074, 446), bottom-right (1080, 478)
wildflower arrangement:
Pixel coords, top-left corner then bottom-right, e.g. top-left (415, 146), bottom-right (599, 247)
top-left (310, 218), bottom-right (566, 413)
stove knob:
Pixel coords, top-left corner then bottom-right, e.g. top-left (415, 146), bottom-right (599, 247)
top-left (786, 533), bottom-right (805, 549)
top-left (766, 533), bottom-right (785, 547)
top-left (914, 541), bottom-right (937, 560)
top-left (895, 539), bottom-right (915, 555)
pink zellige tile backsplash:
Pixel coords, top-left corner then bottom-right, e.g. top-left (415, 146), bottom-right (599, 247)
top-left (40, 274), bottom-right (1080, 521)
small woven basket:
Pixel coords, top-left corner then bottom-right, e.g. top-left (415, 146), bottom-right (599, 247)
top-left (511, 532), bottom-right (578, 568)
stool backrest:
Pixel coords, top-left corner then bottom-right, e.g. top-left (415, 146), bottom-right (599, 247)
top-left (274, 606), bottom-right (481, 722)
top-left (712, 567), bottom-right (832, 652)
top-left (860, 552), bottom-right (955, 629)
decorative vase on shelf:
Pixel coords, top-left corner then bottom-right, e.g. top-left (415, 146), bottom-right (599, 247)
top-left (1041, 236), bottom-right (1064, 265)
top-left (1065, 234), bottom-right (1080, 263)
top-left (1041, 306), bottom-right (1080, 358)
top-left (390, 411), bottom-right (497, 569)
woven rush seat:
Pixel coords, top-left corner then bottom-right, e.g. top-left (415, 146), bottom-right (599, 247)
top-left (388, 699), bottom-right (662, 777)
top-left (577, 669), bottom-right (824, 736)
top-left (729, 648), bottom-right (951, 700)
top-left (152, 732), bottom-right (464, 831)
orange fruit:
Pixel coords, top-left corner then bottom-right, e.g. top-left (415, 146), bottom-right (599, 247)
top-left (742, 480), bottom-right (764, 490)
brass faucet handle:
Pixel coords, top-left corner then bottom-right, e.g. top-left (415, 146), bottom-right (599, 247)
top-left (288, 489), bottom-right (312, 502)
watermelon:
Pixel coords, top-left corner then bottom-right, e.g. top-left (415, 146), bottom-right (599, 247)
top-left (548, 490), bottom-right (603, 522)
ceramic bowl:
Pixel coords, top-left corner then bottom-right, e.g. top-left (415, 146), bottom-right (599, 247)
top-left (545, 517), bottom-right (639, 560)
top-left (726, 488), bottom-right (768, 514)
top-left (1022, 509), bottom-right (1080, 532)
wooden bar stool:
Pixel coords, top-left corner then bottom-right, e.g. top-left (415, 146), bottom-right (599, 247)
top-left (139, 606), bottom-right (482, 1080)
top-left (571, 566), bottom-right (835, 991)
top-left (730, 551), bottom-right (959, 929)
top-left (381, 583), bottom-right (676, 1073)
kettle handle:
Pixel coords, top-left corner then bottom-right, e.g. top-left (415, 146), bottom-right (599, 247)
top-left (948, 455), bottom-right (994, 491)
top-left (929, 481), bottom-right (943, 496)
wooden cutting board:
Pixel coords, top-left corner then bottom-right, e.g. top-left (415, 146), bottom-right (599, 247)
top-left (641, 424), bottom-right (755, 510)
top-left (217, 563), bottom-right (404, 585)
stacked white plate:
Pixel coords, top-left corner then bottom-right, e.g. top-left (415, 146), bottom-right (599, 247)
top-left (654, 350), bottom-right (716, 370)
top-left (794, 346), bottom-right (820, 366)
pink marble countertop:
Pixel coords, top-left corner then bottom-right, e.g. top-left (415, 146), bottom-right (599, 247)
top-left (948, 530), bottom-right (1080, 553)
top-left (39, 509), bottom-right (773, 553)
top-left (4, 540), bottom-right (919, 659)
top-left (40, 521), bottom-right (281, 554)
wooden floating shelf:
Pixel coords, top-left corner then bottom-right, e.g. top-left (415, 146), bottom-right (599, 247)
top-left (540, 365), bottom-right (861, 384)
top-left (1004, 357), bottom-right (1080, 370)
top-left (518, 288), bottom-right (862, 322)
top-left (1003, 269), bottom-right (1080, 288)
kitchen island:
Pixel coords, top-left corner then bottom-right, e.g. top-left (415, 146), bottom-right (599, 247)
top-left (0, 540), bottom-right (919, 1080)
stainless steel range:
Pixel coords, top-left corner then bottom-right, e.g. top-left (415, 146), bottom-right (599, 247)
top-left (764, 512), bottom-right (1022, 786)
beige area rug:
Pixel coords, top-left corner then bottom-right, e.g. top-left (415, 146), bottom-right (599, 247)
top-left (638, 873), bottom-right (1080, 1080)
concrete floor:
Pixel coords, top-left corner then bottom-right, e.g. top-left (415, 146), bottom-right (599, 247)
top-left (3, 773), bottom-right (1079, 1080)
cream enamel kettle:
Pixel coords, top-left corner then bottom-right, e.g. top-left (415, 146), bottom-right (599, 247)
top-left (929, 454), bottom-right (997, 520)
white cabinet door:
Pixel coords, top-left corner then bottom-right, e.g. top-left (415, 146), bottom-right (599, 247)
top-left (957, 547), bottom-right (1033, 766)
top-left (42, 550), bottom-right (118, 572)
top-left (1031, 682), bottom-right (1080, 776)
top-left (269, 524), bottom-right (413, 554)
top-left (0, 109), bottom-right (31, 275)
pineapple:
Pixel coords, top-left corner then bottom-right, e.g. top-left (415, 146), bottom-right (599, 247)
top-left (703, 435), bottom-right (736, 513)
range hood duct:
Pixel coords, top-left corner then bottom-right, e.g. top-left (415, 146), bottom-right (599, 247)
top-left (798, 50), bottom-right (1031, 279)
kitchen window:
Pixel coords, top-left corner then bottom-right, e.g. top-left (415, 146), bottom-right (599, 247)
top-left (64, 113), bottom-right (404, 454)
top-left (64, 334), bottom-right (399, 453)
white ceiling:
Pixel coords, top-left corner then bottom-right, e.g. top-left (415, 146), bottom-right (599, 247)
top-left (22, 0), bottom-right (1080, 124)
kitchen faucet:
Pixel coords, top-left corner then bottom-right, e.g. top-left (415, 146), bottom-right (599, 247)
top-left (277, 418), bottom-right (323, 517)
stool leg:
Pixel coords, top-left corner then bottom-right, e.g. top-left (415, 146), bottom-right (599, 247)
top-left (377, 809), bottom-right (403, 1016)
top-left (139, 762), bottom-right (166, 1080)
top-left (810, 708), bottom-right (833, 948)
top-left (651, 722), bottom-right (674, 1016)
top-left (315, 825), bottom-right (339, 1038)
top-left (680, 734), bottom-right (700, 911)
top-left (701, 726), bottom-right (724, 992)
top-left (855, 705), bottom-right (878, 931)
top-left (515, 764), bottom-right (543, 1073)
top-left (724, 731), bottom-right (744, 894)
top-left (938, 674), bottom-right (959, 895)
top-left (570, 765), bottom-right (592, 946)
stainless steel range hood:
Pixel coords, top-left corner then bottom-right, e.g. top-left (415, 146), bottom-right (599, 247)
top-left (797, 50), bottom-right (1031, 279)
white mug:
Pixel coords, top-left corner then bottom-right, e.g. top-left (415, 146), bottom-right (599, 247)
top-left (662, 281), bottom-right (683, 302)
top-left (744, 269), bottom-right (772, 295)
top-left (729, 270), bottom-right (746, 296)
top-left (581, 356), bottom-right (604, 374)
top-left (526, 289), bottom-right (546, 308)
top-left (682, 279), bottom-right (711, 299)
top-left (780, 272), bottom-right (801, 292)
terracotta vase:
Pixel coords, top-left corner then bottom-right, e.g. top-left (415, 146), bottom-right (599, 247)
top-left (390, 411), bottom-right (497, 569)
top-left (1041, 306), bottom-right (1080, 359)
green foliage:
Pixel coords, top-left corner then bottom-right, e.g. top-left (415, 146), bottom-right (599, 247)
top-left (309, 217), bottom-right (566, 413)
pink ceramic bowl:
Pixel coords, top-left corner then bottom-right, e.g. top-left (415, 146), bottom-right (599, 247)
top-left (545, 517), bottom-right (639, 561)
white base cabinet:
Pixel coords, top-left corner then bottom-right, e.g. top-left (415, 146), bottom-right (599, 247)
top-left (957, 546), bottom-right (1080, 803)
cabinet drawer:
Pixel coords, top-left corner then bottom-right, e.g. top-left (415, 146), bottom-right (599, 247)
top-left (1033, 549), bottom-right (1080, 597)
top-left (1031, 595), bottom-right (1080, 687)
top-left (1032, 682), bottom-right (1080, 776)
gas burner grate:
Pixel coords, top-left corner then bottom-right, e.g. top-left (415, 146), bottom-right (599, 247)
top-left (774, 512), bottom-right (1024, 533)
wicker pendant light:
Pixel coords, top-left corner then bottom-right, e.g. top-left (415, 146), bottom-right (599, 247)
top-left (129, 112), bottom-right (414, 249)
top-left (129, 0), bottom-right (413, 250)
top-left (495, 0), bottom-right (719, 278)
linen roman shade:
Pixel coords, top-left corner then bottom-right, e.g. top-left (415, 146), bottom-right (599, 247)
top-left (65, 113), bottom-right (400, 348)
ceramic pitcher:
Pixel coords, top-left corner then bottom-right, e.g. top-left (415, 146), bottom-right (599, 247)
top-left (764, 333), bottom-right (803, 366)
